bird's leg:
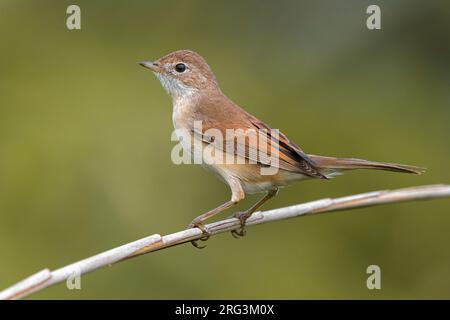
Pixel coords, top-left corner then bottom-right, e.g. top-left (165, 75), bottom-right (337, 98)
top-left (188, 200), bottom-right (237, 248)
top-left (188, 176), bottom-right (245, 248)
top-left (231, 187), bottom-right (278, 238)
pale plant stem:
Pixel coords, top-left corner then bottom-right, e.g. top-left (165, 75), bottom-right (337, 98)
top-left (1, 184), bottom-right (449, 300)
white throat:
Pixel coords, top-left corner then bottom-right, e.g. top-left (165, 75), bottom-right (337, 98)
top-left (154, 73), bottom-right (198, 102)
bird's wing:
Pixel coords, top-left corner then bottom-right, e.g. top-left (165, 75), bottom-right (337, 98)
top-left (192, 103), bottom-right (326, 179)
top-left (245, 116), bottom-right (327, 179)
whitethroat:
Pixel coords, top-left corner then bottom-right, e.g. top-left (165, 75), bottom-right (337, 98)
top-left (139, 49), bottom-right (424, 248)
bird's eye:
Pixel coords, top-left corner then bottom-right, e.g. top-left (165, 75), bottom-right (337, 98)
top-left (175, 63), bottom-right (186, 73)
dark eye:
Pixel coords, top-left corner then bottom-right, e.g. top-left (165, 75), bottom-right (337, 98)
top-left (175, 63), bottom-right (186, 73)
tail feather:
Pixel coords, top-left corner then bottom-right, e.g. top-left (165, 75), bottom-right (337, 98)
top-left (308, 155), bottom-right (425, 175)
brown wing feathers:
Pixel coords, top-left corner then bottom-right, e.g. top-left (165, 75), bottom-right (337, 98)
top-left (249, 119), bottom-right (327, 179)
top-left (193, 115), bottom-right (327, 179)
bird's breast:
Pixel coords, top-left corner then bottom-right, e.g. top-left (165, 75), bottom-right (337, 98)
top-left (172, 98), bottom-right (194, 131)
top-left (171, 98), bottom-right (205, 160)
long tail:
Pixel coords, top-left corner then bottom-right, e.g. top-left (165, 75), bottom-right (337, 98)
top-left (308, 155), bottom-right (425, 175)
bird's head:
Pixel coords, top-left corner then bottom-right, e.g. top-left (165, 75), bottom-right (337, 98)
top-left (139, 49), bottom-right (219, 99)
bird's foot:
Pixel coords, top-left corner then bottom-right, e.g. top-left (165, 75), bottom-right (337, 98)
top-left (188, 220), bottom-right (211, 249)
top-left (230, 211), bottom-right (250, 238)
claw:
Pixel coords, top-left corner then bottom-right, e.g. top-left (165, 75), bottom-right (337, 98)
top-left (191, 239), bottom-right (207, 249)
top-left (230, 211), bottom-right (249, 238)
top-left (231, 228), bottom-right (246, 238)
top-left (188, 221), bottom-right (211, 249)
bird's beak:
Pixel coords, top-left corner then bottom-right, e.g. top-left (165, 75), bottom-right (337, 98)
top-left (138, 61), bottom-right (161, 73)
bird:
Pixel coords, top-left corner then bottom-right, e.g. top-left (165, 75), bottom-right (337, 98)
top-left (139, 49), bottom-right (424, 248)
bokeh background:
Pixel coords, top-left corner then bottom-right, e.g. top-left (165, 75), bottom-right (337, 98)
top-left (0, 0), bottom-right (449, 299)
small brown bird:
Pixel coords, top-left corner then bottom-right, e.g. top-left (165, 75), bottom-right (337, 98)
top-left (139, 49), bottom-right (423, 248)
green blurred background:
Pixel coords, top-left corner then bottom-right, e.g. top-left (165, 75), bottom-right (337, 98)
top-left (0, 0), bottom-right (449, 299)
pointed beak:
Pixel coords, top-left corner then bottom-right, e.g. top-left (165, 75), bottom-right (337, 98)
top-left (138, 61), bottom-right (161, 72)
